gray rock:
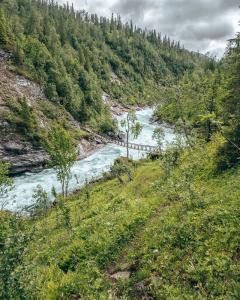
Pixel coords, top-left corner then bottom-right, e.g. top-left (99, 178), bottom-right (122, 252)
top-left (110, 271), bottom-right (131, 280)
top-left (0, 49), bottom-right (11, 61)
top-left (0, 138), bottom-right (48, 175)
top-left (2, 150), bottom-right (48, 175)
top-left (3, 141), bottom-right (26, 154)
top-left (0, 120), bottom-right (9, 128)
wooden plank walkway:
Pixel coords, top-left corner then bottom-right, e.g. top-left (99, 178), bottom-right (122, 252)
top-left (112, 139), bottom-right (159, 152)
top-left (83, 127), bottom-right (159, 153)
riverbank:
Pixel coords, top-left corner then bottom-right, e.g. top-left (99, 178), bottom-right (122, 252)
top-left (1, 137), bottom-right (106, 176)
top-left (0, 49), bottom-right (136, 175)
top-left (0, 48), bottom-right (152, 176)
top-left (7, 108), bottom-right (172, 211)
top-left (2, 101), bottom-right (149, 176)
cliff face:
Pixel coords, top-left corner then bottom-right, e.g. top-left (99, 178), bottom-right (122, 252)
top-left (0, 50), bottom-right (102, 175)
top-left (0, 50), bottom-right (46, 173)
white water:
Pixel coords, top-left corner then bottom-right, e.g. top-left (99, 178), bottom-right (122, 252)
top-left (6, 108), bottom-right (175, 211)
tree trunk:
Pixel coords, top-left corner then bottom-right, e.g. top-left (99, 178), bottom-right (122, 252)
top-left (126, 130), bottom-right (129, 159)
top-left (65, 175), bottom-right (69, 197)
top-left (61, 177), bottom-right (65, 197)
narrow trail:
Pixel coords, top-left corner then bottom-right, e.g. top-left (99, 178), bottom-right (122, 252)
top-left (106, 202), bottom-right (172, 276)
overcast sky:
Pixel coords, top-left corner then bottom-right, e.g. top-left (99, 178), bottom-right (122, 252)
top-left (59, 0), bottom-right (239, 57)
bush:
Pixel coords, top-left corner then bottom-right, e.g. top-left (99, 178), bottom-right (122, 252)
top-left (6, 98), bottom-right (40, 143)
top-left (0, 162), bottom-right (13, 210)
top-left (26, 185), bottom-right (51, 218)
top-left (110, 157), bottom-right (133, 184)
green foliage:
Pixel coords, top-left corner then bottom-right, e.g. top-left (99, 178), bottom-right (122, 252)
top-left (154, 33), bottom-right (239, 170)
top-left (110, 157), bottom-right (133, 184)
top-left (155, 66), bottom-right (223, 144)
top-left (57, 196), bottom-right (71, 229)
top-left (27, 185), bottom-right (51, 218)
top-left (0, 8), bottom-right (9, 46)
top-left (121, 110), bottom-right (143, 158)
top-left (217, 33), bottom-right (240, 169)
top-left (83, 180), bottom-right (91, 209)
top-left (99, 116), bottom-right (118, 134)
top-left (4, 160), bottom-right (160, 298)
top-left (110, 137), bottom-right (240, 299)
top-left (0, 136), bottom-right (240, 298)
top-left (6, 98), bottom-right (40, 143)
top-left (152, 127), bottom-right (165, 150)
top-left (1, 1), bottom-right (239, 299)
top-left (0, 162), bottom-right (13, 210)
top-left (44, 124), bottom-right (77, 197)
top-left (0, 138), bottom-right (238, 299)
top-left (0, 0), bottom-right (205, 130)
top-left (0, 213), bottom-right (33, 299)
top-left (39, 100), bottom-right (58, 119)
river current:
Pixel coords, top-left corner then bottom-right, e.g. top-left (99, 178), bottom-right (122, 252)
top-left (7, 108), bottom-right (175, 211)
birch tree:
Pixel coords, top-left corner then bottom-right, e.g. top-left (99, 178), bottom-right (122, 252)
top-left (121, 110), bottom-right (142, 159)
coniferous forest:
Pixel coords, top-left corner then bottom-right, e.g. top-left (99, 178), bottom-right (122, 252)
top-left (0, 0), bottom-right (208, 130)
top-left (0, 0), bottom-right (240, 299)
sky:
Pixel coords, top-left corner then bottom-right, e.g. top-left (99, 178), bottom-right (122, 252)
top-left (59, 0), bottom-right (239, 57)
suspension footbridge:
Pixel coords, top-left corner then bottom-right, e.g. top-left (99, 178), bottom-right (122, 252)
top-left (84, 128), bottom-right (159, 153)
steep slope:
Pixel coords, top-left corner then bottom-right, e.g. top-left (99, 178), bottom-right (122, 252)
top-left (1, 137), bottom-right (239, 299)
top-left (0, 0), bottom-right (211, 173)
top-left (0, 50), bottom-right (102, 174)
top-left (0, 0), bottom-right (209, 128)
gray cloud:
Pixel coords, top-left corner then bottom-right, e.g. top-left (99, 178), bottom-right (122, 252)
top-left (58, 0), bottom-right (239, 57)
top-left (181, 20), bottom-right (234, 41)
top-left (112, 0), bottom-right (157, 20)
top-left (112, 0), bottom-right (239, 56)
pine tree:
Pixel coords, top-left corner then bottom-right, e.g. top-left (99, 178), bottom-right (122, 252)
top-left (217, 33), bottom-right (240, 169)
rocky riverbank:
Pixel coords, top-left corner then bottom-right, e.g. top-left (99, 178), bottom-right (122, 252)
top-left (0, 138), bottom-right (106, 175)
top-left (0, 49), bottom-right (108, 175)
top-left (0, 49), bottom-right (148, 176)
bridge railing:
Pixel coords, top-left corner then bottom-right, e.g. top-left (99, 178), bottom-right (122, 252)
top-left (83, 127), bottom-right (159, 153)
top-left (109, 139), bottom-right (159, 152)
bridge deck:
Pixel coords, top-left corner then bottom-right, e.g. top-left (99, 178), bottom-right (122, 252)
top-left (83, 127), bottom-right (159, 153)
top-left (112, 140), bottom-right (159, 152)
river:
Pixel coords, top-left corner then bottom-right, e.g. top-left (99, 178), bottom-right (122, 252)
top-left (6, 108), bottom-right (175, 211)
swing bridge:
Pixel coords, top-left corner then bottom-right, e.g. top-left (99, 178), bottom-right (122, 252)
top-left (84, 128), bottom-right (159, 153)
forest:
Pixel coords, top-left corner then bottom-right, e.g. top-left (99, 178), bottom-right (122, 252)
top-left (0, 0), bottom-right (240, 298)
top-left (0, 0), bottom-right (208, 134)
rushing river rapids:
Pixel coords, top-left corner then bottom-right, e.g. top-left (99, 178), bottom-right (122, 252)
top-left (6, 108), bottom-right (175, 211)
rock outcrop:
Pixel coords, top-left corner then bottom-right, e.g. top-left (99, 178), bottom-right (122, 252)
top-left (0, 49), bottom-right (106, 175)
top-left (0, 139), bottom-right (47, 174)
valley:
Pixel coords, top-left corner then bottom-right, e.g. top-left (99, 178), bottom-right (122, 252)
top-left (0, 0), bottom-right (239, 299)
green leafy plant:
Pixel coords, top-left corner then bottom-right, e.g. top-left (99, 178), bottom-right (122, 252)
top-left (6, 98), bottom-right (39, 143)
top-left (27, 185), bottom-right (51, 218)
top-left (110, 158), bottom-right (133, 184)
top-left (45, 124), bottom-right (77, 197)
top-left (0, 162), bottom-right (13, 210)
top-left (121, 110), bottom-right (143, 159)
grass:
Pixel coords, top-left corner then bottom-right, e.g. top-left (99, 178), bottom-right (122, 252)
top-left (19, 160), bottom-right (165, 299)
top-left (112, 169), bottom-right (240, 299)
top-left (4, 136), bottom-right (240, 299)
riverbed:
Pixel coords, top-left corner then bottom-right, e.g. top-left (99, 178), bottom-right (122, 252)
top-left (6, 108), bottom-right (175, 211)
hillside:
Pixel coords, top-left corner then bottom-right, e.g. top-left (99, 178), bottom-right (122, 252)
top-left (1, 137), bottom-right (240, 298)
top-left (0, 0), bottom-right (213, 173)
top-left (0, 1), bottom-right (239, 299)
top-left (0, 0), bottom-right (209, 149)
top-left (0, 51), bottom-right (105, 174)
